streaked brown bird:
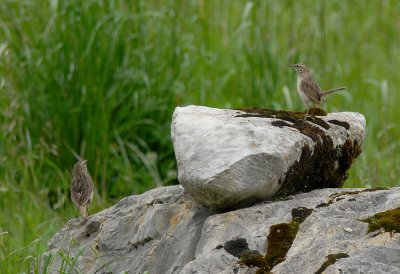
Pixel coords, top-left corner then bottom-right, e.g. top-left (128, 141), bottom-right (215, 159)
top-left (71, 159), bottom-right (94, 219)
top-left (289, 63), bottom-right (347, 118)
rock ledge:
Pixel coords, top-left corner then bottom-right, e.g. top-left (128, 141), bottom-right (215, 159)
top-left (45, 186), bottom-right (400, 274)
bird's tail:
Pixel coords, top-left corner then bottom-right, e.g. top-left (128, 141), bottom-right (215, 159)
top-left (80, 206), bottom-right (89, 218)
top-left (321, 86), bottom-right (347, 97)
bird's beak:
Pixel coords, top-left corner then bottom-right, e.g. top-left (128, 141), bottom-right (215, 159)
top-left (81, 160), bottom-right (88, 166)
top-left (289, 64), bottom-right (295, 68)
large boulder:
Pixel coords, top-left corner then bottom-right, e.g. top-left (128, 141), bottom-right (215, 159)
top-left (171, 105), bottom-right (366, 210)
top-left (44, 186), bottom-right (400, 274)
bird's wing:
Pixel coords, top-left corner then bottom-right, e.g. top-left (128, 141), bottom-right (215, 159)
top-left (300, 77), bottom-right (322, 104)
top-left (71, 177), bottom-right (94, 206)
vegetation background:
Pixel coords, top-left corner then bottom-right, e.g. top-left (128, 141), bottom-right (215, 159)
top-left (0, 0), bottom-right (399, 272)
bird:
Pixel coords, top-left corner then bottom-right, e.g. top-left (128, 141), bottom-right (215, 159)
top-left (289, 63), bottom-right (347, 119)
top-left (71, 159), bottom-right (94, 221)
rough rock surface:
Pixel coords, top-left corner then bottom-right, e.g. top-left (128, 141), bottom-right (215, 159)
top-left (46, 186), bottom-right (211, 274)
top-left (171, 105), bottom-right (366, 210)
top-left (45, 186), bottom-right (400, 274)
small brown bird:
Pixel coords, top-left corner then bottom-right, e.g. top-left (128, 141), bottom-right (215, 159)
top-left (289, 63), bottom-right (347, 118)
top-left (71, 159), bottom-right (94, 220)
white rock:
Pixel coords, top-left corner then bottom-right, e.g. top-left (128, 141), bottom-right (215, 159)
top-left (344, 227), bottom-right (353, 233)
top-left (171, 105), bottom-right (366, 210)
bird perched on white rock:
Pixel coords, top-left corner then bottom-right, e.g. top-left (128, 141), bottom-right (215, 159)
top-left (289, 63), bottom-right (347, 118)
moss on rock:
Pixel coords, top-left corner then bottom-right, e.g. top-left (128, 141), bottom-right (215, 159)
top-left (315, 253), bottom-right (349, 274)
top-left (234, 107), bottom-right (362, 198)
top-left (236, 107), bottom-right (330, 129)
top-left (328, 119), bottom-right (350, 130)
top-left (359, 207), bottom-right (400, 234)
top-left (316, 187), bottom-right (388, 208)
top-left (239, 250), bottom-right (270, 273)
top-left (239, 207), bottom-right (313, 273)
top-left (275, 138), bottom-right (361, 198)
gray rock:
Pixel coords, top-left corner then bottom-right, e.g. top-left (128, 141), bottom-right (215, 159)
top-left (183, 187), bottom-right (400, 274)
top-left (45, 186), bottom-right (211, 274)
top-left (45, 186), bottom-right (400, 274)
top-left (171, 105), bottom-right (366, 210)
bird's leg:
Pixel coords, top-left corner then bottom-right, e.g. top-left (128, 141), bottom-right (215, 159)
top-left (303, 108), bottom-right (310, 120)
top-left (311, 104), bottom-right (316, 117)
top-left (80, 206), bottom-right (89, 224)
top-left (80, 206), bottom-right (88, 218)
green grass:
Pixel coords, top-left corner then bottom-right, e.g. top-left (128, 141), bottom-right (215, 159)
top-left (1, 0), bottom-right (400, 272)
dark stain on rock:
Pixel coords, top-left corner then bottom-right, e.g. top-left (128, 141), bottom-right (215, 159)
top-left (276, 139), bottom-right (361, 198)
top-left (359, 207), bottom-right (400, 235)
top-left (291, 206), bottom-right (314, 223)
top-left (315, 253), bottom-right (349, 274)
top-left (129, 236), bottom-right (153, 251)
top-left (240, 207), bottom-right (313, 273)
top-left (316, 188), bottom-right (388, 208)
top-left (330, 187), bottom-right (388, 199)
top-left (85, 220), bottom-right (101, 237)
top-left (223, 238), bottom-right (249, 258)
top-left (316, 200), bottom-right (334, 208)
top-left (236, 107), bottom-right (330, 130)
top-left (271, 120), bottom-right (292, 128)
top-left (149, 198), bottom-right (165, 205)
top-left (328, 119), bottom-right (350, 130)
top-left (235, 107), bottom-right (362, 199)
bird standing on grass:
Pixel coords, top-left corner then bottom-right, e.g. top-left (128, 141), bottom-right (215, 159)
top-left (71, 159), bottom-right (94, 221)
top-left (289, 63), bottom-right (347, 119)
